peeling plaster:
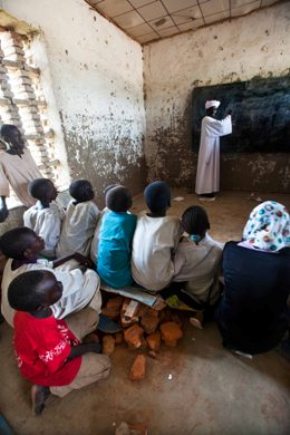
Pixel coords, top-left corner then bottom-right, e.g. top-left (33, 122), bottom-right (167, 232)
top-left (144, 3), bottom-right (290, 192)
top-left (4, 0), bottom-right (146, 202)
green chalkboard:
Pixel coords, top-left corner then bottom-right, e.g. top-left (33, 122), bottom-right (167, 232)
top-left (192, 76), bottom-right (290, 153)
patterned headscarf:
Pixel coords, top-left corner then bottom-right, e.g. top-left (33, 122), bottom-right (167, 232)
top-left (242, 201), bottom-right (290, 252)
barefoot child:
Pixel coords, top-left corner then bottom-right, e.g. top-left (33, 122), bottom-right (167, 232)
top-left (23, 178), bottom-right (64, 258)
top-left (97, 185), bottom-right (137, 288)
top-left (0, 227), bottom-right (102, 327)
top-left (8, 270), bottom-right (111, 414)
top-left (57, 180), bottom-right (100, 257)
top-left (131, 181), bottom-right (183, 291)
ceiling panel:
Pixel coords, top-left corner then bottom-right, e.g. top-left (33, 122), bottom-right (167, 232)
top-left (149, 15), bottom-right (176, 31)
top-left (114, 10), bottom-right (145, 28)
top-left (161, 0), bottom-right (198, 13)
top-left (96, 0), bottom-right (133, 17)
top-left (231, 0), bottom-right (261, 17)
top-left (138, 1), bottom-right (167, 21)
top-left (128, 22), bottom-right (153, 37)
top-left (87, 0), bottom-right (282, 44)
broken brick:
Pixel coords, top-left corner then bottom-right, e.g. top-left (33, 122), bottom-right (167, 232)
top-left (102, 335), bottom-right (115, 355)
top-left (115, 332), bottom-right (123, 345)
top-left (124, 324), bottom-right (144, 349)
top-left (129, 354), bottom-right (146, 381)
top-left (102, 296), bottom-right (123, 319)
top-left (140, 309), bottom-right (159, 334)
top-left (160, 321), bottom-right (183, 347)
top-left (146, 331), bottom-right (161, 352)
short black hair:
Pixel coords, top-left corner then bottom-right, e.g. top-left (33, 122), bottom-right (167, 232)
top-left (144, 181), bottom-right (171, 213)
top-left (69, 179), bottom-right (94, 202)
top-left (28, 178), bottom-right (54, 200)
top-left (181, 206), bottom-right (210, 236)
top-left (0, 124), bottom-right (19, 141)
top-left (8, 270), bottom-right (53, 311)
top-left (105, 185), bottom-right (132, 212)
top-left (0, 227), bottom-right (36, 260)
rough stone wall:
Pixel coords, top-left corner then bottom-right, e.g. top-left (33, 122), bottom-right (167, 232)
top-left (144, 3), bottom-right (290, 193)
top-left (3, 0), bottom-right (146, 204)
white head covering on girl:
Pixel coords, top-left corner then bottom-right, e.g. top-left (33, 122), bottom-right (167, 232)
top-left (242, 201), bottom-right (290, 252)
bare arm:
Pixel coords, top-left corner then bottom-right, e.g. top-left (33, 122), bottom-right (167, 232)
top-left (67, 342), bottom-right (101, 360)
top-left (52, 252), bottom-right (93, 269)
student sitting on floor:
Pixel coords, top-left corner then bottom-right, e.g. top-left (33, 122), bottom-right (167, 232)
top-left (57, 180), bottom-right (100, 257)
top-left (131, 181), bottom-right (183, 292)
top-left (169, 205), bottom-right (223, 327)
top-left (8, 270), bottom-right (111, 414)
top-left (90, 184), bottom-right (117, 265)
top-left (97, 185), bottom-right (137, 288)
top-left (0, 227), bottom-right (102, 328)
top-left (23, 178), bottom-right (64, 258)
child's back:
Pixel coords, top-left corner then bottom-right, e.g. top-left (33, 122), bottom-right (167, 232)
top-left (98, 211), bottom-right (136, 287)
top-left (131, 181), bottom-right (182, 291)
top-left (57, 200), bottom-right (99, 257)
top-left (132, 213), bottom-right (181, 291)
top-left (96, 186), bottom-right (136, 288)
top-left (174, 233), bottom-right (223, 303)
top-left (57, 180), bottom-right (99, 257)
top-left (24, 201), bottom-right (64, 257)
top-left (23, 178), bottom-right (63, 257)
top-left (174, 206), bottom-right (223, 306)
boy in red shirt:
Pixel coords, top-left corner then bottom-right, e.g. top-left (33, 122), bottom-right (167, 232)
top-left (8, 270), bottom-right (111, 415)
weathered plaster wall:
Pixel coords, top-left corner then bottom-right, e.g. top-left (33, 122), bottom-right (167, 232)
top-left (144, 3), bottom-right (290, 193)
top-left (3, 0), bottom-right (146, 203)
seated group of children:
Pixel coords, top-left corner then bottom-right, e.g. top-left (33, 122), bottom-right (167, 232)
top-left (0, 178), bottom-right (223, 414)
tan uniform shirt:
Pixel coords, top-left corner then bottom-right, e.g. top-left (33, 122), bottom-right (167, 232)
top-left (0, 148), bottom-right (41, 206)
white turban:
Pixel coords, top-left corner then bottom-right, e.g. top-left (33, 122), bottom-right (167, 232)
top-left (205, 100), bottom-right (221, 109)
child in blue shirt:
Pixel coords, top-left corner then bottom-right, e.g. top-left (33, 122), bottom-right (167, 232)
top-left (97, 185), bottom-right (137, 288)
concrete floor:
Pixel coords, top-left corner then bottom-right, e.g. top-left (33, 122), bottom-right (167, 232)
top-left (1, 191), bottom-right (290, 435)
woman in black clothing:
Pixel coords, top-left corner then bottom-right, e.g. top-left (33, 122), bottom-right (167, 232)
top-left (216, 201), bottom-right (290, 355)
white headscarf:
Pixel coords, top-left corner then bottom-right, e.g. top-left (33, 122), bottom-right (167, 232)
top-left (242, 201), bottom-right (290, 252)
top-left (205, 100), bottom-right (220, 110)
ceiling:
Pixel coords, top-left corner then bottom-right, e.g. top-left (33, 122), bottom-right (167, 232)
top-left (85, 0), bottom-right (282, 44)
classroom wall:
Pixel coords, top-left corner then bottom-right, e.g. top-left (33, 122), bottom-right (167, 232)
top-left (3, 0), bottom-right (146, 203)
top-left (143, 3), bottom-right (290, 193)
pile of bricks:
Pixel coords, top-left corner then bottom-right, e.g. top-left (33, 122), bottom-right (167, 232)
top-left (101, 296), bottom-right (184, 381)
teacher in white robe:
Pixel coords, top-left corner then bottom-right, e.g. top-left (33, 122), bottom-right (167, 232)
top-left (195, 100), bottom-right (232, 200)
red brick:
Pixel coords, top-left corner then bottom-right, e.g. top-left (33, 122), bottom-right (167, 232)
top-left (102, 296), bottom-right (123, 319)
top-left (140, 308), bottom-right (159, 334)
top-left (160, 321), bottom-right (183, 347)
top-left (129, 354), bottom-right (146, 381)
top-left (124, 324), bottom-right (144, 349)
top-left (146, 331), bottom-right (161, 352)
top-left (102, 335), bottom-right (115, 355)
top-left (115, 332), bottom-right (123, 345)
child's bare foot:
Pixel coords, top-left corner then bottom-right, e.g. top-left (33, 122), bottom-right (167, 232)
top-left (189, 312), bottom-right (204, 330)
top-left (31, 385), bottom-right (50, 415)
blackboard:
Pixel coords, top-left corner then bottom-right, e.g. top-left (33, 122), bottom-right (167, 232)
top-left (192, 77), bottom-right (290, 153)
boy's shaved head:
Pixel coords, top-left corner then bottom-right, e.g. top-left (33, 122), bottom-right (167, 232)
top-left (144, 181), bottom-right (171, 214)
top-left (8, 270), bottom-right (59, 311)
top-left (69, 179), bottom-right (94, 203)
top-left (28, 178), bottom-right (56, 201)
top-left (105, 185), bottom-right (132, 212)
top-left (0, 227), bottom-right (38, 259)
